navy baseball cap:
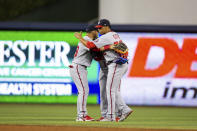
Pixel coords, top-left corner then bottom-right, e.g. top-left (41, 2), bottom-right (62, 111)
top-left (86, 24), bottom-right (97, 32)
top-left (95, 19), bottom-right (111, 28)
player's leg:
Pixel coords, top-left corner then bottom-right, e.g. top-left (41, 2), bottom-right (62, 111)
top-left (76, 65), bottom-right (89, 118)
top-left (98, 68), bottom-right (108, 120)
top-left (115, 64), bottom-right (129, 114)
top-left (104, 63), bottom-right (123, 121)
top-left (115, 80), bottom-right (133, 121)
top-left (69, 64), bottom-right (94, 121)
top-left (115, 63), bottom-right (133, 122)
top-left (115, 80), bottom-right (126, 117)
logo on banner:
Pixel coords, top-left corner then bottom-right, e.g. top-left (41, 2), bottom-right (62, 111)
top-left (163, 82), bottom-right (197, 99)
top-left (129, 38), bottom-right (197, 78)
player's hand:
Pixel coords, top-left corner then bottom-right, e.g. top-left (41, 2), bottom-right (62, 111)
top-left (74, 31), bottom-right (83, 39)
top-left (110, 44), bottom-right (115, 49)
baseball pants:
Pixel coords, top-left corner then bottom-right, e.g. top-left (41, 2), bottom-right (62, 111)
top-left (69, 63), bottom-right (89, 117)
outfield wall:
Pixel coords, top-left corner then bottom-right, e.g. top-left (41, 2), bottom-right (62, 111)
top-left (0, 29), bottom-right (196, 106)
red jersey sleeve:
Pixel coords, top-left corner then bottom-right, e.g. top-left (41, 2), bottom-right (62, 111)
top-left (86, 41), bottom-right (96, 49)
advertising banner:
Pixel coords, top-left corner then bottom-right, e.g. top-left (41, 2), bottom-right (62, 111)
top-left (0, 31), bottom-right (197, 106)
top-left (119, 33), bottom-right (197, 106)
top-left (0, 31), bottom-right (98, 103)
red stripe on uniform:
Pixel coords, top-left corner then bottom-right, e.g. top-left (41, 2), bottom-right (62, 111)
top-left (118, 80), bottom-right (121, 92)
top-left (109, 64), bottom-right (117, 119)
top-left (76, 65), bottom-right (85, 114)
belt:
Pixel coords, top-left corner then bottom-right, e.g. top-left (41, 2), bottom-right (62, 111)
top-left (106, 60), bottom-right (114, 65)
top-left (106, 61), bottom-right (128, 65)
top-left (69, 64), bottom-right (87, 68)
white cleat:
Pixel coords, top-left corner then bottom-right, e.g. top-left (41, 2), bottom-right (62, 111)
top-left (76, 117), bottom-right (84, 121)
top-left (118, 110), bottom-right (133, 122)
top-left (100, 117), bottom-right (115, 122)
top-left (76, 115), bottom-right (95, 121)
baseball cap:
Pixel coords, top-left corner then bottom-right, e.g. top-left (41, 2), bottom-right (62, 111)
top-left (86, 24), bottom-right (97, 32)
top-left (95, 19), bottom-right (111, 28)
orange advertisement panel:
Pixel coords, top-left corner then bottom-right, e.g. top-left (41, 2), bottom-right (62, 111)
top-left (119, 33), bottom-right (197, 106)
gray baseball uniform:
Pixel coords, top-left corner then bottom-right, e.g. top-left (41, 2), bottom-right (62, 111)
top-left (99, 63), bottom-right (129, 118)
top-left (69, 36), bottom-right (93, 118)
top-left (99, 59), bottom-right (123, 118)
top-left (95, 31), bottom-right (131, 120)
top-left (98, 60), bottom-right (108, 117)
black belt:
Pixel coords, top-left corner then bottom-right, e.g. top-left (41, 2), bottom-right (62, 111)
top-left (106, 61), bottom-right (128, 65)
top-left (106, 60), bottom-right (114, 65)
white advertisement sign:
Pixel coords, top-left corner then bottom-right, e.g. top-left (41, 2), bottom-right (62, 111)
top-left (119, 33), bottom-right (197, 106)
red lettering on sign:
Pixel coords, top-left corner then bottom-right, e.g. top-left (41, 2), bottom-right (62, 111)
top-left (128, 38), bottom-right (197, 78)
top-left (175, 38), bottom-right (197, 78)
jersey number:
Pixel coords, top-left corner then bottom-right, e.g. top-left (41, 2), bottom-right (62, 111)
top-left (74, 46), bottom-right (79, 57)
top-left (113, 34), bottom-right (120, 39)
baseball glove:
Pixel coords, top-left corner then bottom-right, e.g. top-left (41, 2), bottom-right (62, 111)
top-left (112, 42), bottom-right (128, 54)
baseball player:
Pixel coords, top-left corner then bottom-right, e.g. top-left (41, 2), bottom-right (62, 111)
top-left (97, 62), bottom-right (129, 122)
top-left (69, 24), bottom-right (98, 121)
top-left (97, 42), bottom-right (122, 122)
top-left (74, 19), bottom-right (133, 122)
top-left (97, 49), bottom-right (130, 122)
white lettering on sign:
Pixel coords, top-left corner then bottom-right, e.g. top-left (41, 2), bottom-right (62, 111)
top-left (0, 40), bottom-right (70, 67)
top-left (0, 83), bottom-right (72, 96)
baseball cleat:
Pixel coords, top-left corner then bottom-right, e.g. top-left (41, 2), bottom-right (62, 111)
top-left (76, 115), bottom-right (95, 121)
top-left (96, 116), bottom-right (105, 121)
top-left (76, 117), bottom-right (84, 121)
top-left (118, 110), bottom-right (133, 122)
top-left (99, 117), bottom-right (115, 122)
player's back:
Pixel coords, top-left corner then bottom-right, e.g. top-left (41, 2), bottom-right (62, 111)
top-left (72, 36), bottom-right (93, 67)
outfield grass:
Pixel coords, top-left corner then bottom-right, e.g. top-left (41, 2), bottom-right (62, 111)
top-left (0, 104), bottom-right (197, 130)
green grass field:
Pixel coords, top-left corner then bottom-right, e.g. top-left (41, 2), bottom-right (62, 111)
top-left (0, 104), bottom-right (197, 130)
